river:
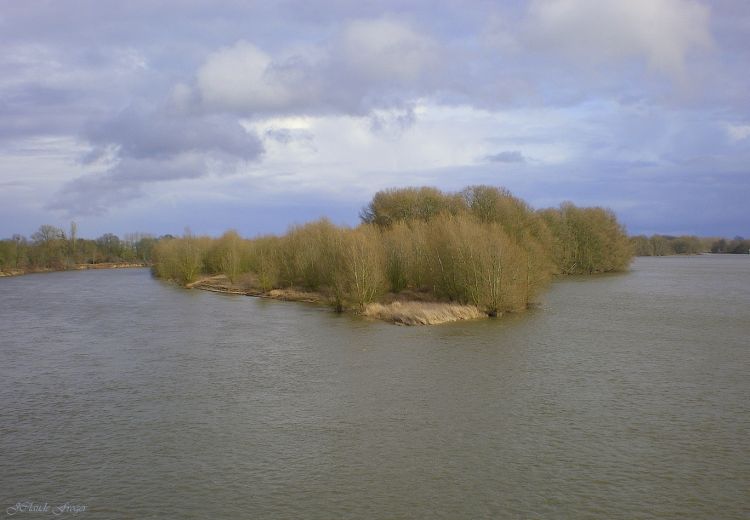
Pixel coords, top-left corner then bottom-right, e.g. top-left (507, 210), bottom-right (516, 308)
top-left (1, 256), bottom-right (748, 519)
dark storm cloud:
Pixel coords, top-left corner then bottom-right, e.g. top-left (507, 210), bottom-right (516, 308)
top-left (50, 106), bottom-right (265, 215)
top-left (83, 106), bottom-right (263, 162)
top-left (48, 155), bottom-right (215, 216)
top-left (485, 151), bottom-right (527, 164)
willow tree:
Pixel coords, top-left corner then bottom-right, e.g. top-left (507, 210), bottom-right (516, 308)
top-left (336, 225), bottom-right (386, 310)
top-left (381, 220), bottom-right (412, 293)
top-left (423, 214), bottom-right (528, 314)
top-left (152, 231), bottom-right (206, 284)
top-left (461, 185), bottom-right (554, 303)
top-left (277, 219), bottom-right (341, 290)
top-left (248, 235), bottom-right (281, 292)
top-left (360, 186), bottom-right (464, 227)
top-left (216, 230), bottom-right (245, 284)
top-left (540, 203), bottom-right (632, 274)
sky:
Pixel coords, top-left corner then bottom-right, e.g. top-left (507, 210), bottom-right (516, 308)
top-left (1, 0), bottom-right (748, 239)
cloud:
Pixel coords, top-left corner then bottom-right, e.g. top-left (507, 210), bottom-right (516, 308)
top-left (193, 18), bottom-right (440, 116)
top-left (337, 18), bottom-right (439, 85)
top-left (485, 150), bottom-right (527, 163)
top-left (48, 168), bottom-right (146, 217)
top-left (48, 155), bottom-right (211, 216)
top-left (527, 0), bottom-right (712, 78)
top-left (726, 123), bottom-right (750, 142)
top-left (2, 1), bottom-right (749, 237)
top-left (197, 41), bottom-right (321, 113)
top-left (50, 104), bottom-right (264, 215)
top-left (83, 105), bottom-right (263, 161)
top-left (0, 44), bottom-right (129, 142)
top-left (368, 105), bottom-right (417, 135)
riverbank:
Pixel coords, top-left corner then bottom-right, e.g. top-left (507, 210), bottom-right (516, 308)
top-left (0, 262), bottom-right (148, 278)
top-left (186, 274), bottom-right (488, 326)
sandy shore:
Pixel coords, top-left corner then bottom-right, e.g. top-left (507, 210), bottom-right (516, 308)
top-left (0, 269), bottom-right (25, 277)
top-left (362, 301), bottom-right (485, 325)
top-left (186, 274), bottom-right (488, 326)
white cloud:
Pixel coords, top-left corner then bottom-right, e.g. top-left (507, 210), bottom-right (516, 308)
top-left (241, 102), bottom-right (581, 199)
top-left (337, 18), bottom-right (439, 85)
top-left (192, 19), bottom-right (440, 116)
top-left (197, 41), bottom-right (317, 113)
top-left (527, 0), bottom-right (712, 78)
top-left (726, 123), bottom-right (750, 142)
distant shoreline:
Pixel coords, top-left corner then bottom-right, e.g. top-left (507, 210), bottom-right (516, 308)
top-left (0, 262), bottom-right (148, 278)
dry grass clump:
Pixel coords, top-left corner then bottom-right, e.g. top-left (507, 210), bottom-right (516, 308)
top-left (267, 288), bottom-right (325, 303)
top-left (363, 301), bottom-right (486, 326)
top-left (0, 269), bottom-right (25, 277)
top-left (185, 274), bottom-right (226, 288)
top-left (185, 274), bottom-right (247, 295)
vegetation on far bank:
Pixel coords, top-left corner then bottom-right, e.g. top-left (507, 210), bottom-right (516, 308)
top-left (0, 223), bottom-right (159, 275)
top-left (630, 234), bottom-right (750, 256)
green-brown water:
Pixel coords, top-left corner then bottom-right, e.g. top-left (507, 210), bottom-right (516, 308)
top-left (1, 256), bottom-right (748, 519)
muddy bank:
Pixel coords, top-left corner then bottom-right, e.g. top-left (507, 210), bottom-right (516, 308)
top-left (0, 262), bottom-right (148, 278)
top-left (186, 274), bottom-right (489, 325)
top-left (186, 275), bottom-right (327, 303)
top-left (73, 262), bottom-right (148, 270)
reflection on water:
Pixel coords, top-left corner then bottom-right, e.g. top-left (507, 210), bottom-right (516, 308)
top-left (1, 256), bottom-right (748, 519)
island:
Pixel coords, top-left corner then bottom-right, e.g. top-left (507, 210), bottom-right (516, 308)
top-left (152, 185), bottom-right (634, 325)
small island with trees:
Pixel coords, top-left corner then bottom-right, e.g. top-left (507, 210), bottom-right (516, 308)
top-left (151, 185), bottom-right (633, 324)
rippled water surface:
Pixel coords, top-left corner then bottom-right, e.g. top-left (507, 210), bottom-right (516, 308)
top-left (1, 256), bottom-right (748, 519)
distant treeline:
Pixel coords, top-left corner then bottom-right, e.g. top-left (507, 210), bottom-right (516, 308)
top-left (151, 186), bottom-right (633, 315)
top-left (630, 234), bottom-right (750, 256)
top-left (0, 223), bottom-right (160, 272)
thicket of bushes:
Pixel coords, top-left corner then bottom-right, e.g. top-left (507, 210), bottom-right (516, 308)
top-left (152, 186), bottom-right (634, 315)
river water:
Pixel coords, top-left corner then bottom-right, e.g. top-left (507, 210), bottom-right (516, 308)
top-left (1, 256), bottom-right (748, 519)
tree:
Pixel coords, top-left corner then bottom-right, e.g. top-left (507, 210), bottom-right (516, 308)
top-left (12, 234), bottom-right (26, 269)
top-left (249, 236), bottom-right (280, 291)
top-left (218, 230), bottom-right (244, 284)
top-left (630, 235), bottom-right (653, 256)
top-left (69, 221), bottom-right (78, 263)
top-left (134, 236), bottom-right (157, 263)
top-left (381, 221), bottom-right (412, 293)
top-left (96, 233), bottom-right (123, 262)
top-left (337, 226), bottom-right (386, 310)
top-left (540, 204), bottom-right (632, 274)
top-left (151, 231), bottom-right (206, 284)
top-left (30, 225), bottom-right (65, 268)
top-left (360, 186), bottom-right (462, 227)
